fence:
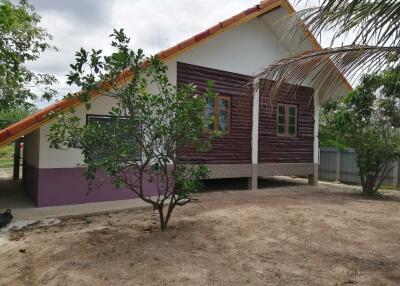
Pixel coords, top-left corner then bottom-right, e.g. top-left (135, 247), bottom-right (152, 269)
top-left (319, 147), bottom-right (399, 190)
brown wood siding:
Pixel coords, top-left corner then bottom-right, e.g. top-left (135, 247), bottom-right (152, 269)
top-left (176, 62), bottom-right (253, 164)
top-left (258, 80), bottom-right (314, 163)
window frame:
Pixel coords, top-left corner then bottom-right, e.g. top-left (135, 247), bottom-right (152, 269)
top-left (276, 104), bottom-right (297, 137)
top-left (86, 114), bottom-right (113, 125)
top-left (205, 95), bottom-right (231, 134)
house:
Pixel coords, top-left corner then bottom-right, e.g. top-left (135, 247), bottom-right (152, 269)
top-left (0, 0), bottom-right (350, 207)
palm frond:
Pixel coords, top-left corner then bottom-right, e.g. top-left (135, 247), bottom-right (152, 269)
top-left (256, 45), bottom-right (400, 103)
top-left (295, 0), bottom-right (400, 46)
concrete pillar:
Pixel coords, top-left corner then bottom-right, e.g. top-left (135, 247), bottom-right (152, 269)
top-left (13, 138), bottom-right (22, 181)
top-left (308, 164), bottom-right (319, 186)
top-left (393, 161), bottom-right (399, 191)
top-left (249, 79), bottom-right (260, 190)
top-left (248, 164), bottom-right (258, 190)
top-left (22, 137), bottom-right (27, 183)
top-left (335, 149), bottom-right (341, 183)
top-left (309, 100), bottom-right (320, 185)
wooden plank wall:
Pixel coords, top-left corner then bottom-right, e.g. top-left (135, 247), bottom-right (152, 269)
top-left (176, 63), bottom-right (314, 165)
top-left (258, 80), bottom-right (314, 163)
top-left (176, 62), bottom-right (253, 164)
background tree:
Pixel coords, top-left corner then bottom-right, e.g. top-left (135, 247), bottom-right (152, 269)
top-left (319, 100), bottom-right (348, 150)
top-left (0, 105), bottom-right (37, 129)
top-left (321, 65), bottom-right (400, 197)
top-left (0, 0), bottom-right (57, 111)
top-left (48, 29), bottom-right (215, 230)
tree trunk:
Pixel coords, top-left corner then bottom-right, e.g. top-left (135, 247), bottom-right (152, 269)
top-left (157, 206), bottom-right (167, 231)
top-left (157, 202), bottom-right (176, 231)
top-left (362, 174), bottom-right (378, 196)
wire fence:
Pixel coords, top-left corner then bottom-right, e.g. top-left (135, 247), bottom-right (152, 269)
top-left (319, 147), bottom-right (399, 189)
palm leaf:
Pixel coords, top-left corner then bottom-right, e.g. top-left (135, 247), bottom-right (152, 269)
top-left (256, 45), bottom-right (400, 103)
top-left (295, 0), bottom-right (400, 46)
top-left (256, 1), bottom-right (400, 105)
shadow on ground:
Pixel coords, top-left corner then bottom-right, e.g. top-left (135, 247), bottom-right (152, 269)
top-left (0, 178), bottom-right (34, 210)
top-left (203, 177), bottom-right (303, 192)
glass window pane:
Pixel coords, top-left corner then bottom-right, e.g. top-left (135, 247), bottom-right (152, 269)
top-left (219, 110), bottom-right (228, 122)
top-left (205, 108), bottom-right (214, 130)
top-left (206, 99), bottom-right (214, 109)
top-left (278, 105), bottom-right (285, 115)
top-left (219, 99), bottom-right (229, 110)
top-left (219, 111), bottom-right (228, 131)
top-left (278, 124), bottom-right (285, 134)
top-left (86, 116), bottom-right (140, 160)
top-left (289, 116), bottom-right (296, 125)
top-left (88, 116), bottom-right (111, 126)
top-left (278, 115), bottom-right (285, 124)
top-left (87, 117), bottom-right (111, 160)
top-left (288, 125), bottom-right (296, 135)
top-left (219, 120), bottom-right (228, 132)
top-left (205, 108), bottom-right (213, 119)
top-left (118, 121), bottom-right (140, 160)
top-left (289, 107), bottom-right (296, 116)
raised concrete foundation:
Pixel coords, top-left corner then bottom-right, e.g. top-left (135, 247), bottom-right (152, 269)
top-left (308, 163), bottom-right (319, 185)
top-left (248, 164), bottom-right (258, 190)
top-left (207, 162), bottom-right (316, 190)
top-left (258, 163), bottom-right (314, 177)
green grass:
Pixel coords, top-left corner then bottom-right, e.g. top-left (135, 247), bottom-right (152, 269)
top-left (0, 144), bottom-right (13, 156)
top-left (378, 185), bottom-right (399, 192)
top-left (0, 158), bottom-right (13, 168)
top-left (0, 145), bottom-right (13, 168)
top-left (320, 176), bottom-right (399, 192)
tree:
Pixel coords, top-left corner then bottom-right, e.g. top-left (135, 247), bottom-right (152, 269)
top-left (48, 29), bottom-right (215, 230)
top-left (0, 0), bottom-right (57, 111)
top-left (319, 100), bottom-right (349, 150)
top-left (321, 65), bottom-right (400, 197)
top-left (0, 105), bottom-right (37, 128)
top-left (256, 0), bottom-right (400, 101)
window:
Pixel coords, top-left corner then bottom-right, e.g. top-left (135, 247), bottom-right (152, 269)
top-left (87, 115), bottom-right (113, 127)
top-left (277, 104), bottom-right (297, 137)
top-left (86, 115), bottom-right (139, 160)
top-left (205, 96), bottom-right (231, 133)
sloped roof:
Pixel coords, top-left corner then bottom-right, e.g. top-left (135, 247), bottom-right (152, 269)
top-left (0, 0), bottom-right (351, 146)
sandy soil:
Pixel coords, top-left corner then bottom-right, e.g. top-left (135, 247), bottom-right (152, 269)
top-left (1, 179), bottom-right (400, 286)
top-left (0, 167), bottom-right (11, 179)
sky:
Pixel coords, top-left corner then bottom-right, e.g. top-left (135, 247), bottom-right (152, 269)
top-left (26, 0), bottom-right (333, 107)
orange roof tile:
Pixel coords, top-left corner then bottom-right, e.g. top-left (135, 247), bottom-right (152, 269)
top-left (0, 0), bottom-right (351, 146)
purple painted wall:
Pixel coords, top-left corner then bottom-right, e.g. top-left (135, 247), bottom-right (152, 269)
top-left (27, 166), bottom-right (160, 207)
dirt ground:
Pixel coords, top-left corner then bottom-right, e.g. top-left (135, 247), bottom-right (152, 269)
top-left (1, 179), bottom-right (400, 286)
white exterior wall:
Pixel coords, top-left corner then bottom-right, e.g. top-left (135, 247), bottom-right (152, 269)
top-left (177, 17), bottom-right (289, 76)
top-left (24, 129), bottom-right (40, 168)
